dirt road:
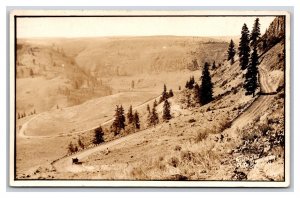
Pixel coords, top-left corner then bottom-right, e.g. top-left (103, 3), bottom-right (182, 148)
top-left (53, 125), bottom-right (163, 172)
top-left (53, 65), bottom-right (276, 173)
top-left (17, 92), bottom-right (161, 139)
top-left (231, 66), bottom-right (275, 131)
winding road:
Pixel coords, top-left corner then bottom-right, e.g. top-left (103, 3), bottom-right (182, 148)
top-left (18, 63), bottom-right (277, 174)
top-left (52, 65), bottom-right (277, 173)
top-left (231, 66), bottom-right (276, 131)
top-left (18, 93), bottom-right (162, 139)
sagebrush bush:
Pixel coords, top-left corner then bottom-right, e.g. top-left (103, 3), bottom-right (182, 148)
top-left (196, 129), bottom-right (209, 142)
top-left (168, 156), bottom-right (179, 168)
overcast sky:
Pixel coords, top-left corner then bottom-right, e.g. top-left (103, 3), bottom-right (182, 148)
top-left (17, 16), bottom-right (275, 38)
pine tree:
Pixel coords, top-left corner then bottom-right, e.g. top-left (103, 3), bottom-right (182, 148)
top-left (149, 102), bottom-right (159, 126)
top-left (111, 105), bottom-right (126, 135)
top-left (250, 18), bottom-right (261, 47)
top-left (127, 105), bottom-right (134, 124)
top-left (185, 81), bottom-right (189, 89)
top-left (160, 84), bottom-right (169, 103)
top-left (153, 99), bottom-right (158, 108)
top-left (186, 93), bottom-right (192, 108)
top-left (133, 111), bottom-right (140, 129)
top-left (227, 39), bottom-right (236, 65)
top-left (244, 46), bottom-right (259, 97)
top-left (119, 105), bottom-right (126, 130)
top-left (185, 76), bottom-right (195, 89)
top-left (200, 62), bottom-right (213, 105)
top-left (93, 126), bottom-right (104, 144)
top-left (238, 24), bottom-right (251, 70)
top-left (68, 142), bottom-right (75, 153)
top-left (212, 61), bottom-right (216, 70)
top-left (190, 76), bottom-right (195, 85)
top-left (147, 105), bottom-right (152, 127)
top-left (193, 83), bottom-right (200, 104)
top-left (78, 137), bottom-right (84, 149)
top-left (74, 145), bottom-right (79, 152)
top-left (146, 104), bottom-right (151, 114)
top-left (162, 99), bottom-right (172, 121)
top-left (168, 89), bottom-right (174, 97)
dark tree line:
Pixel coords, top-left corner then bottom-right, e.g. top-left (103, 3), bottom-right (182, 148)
top-left (159, 84), bottom-right (174, 103)
top-left (111, 104), bottom-right (141, 135)
top-left (185, 76), bottom-right (195, 89)
top-left (238, 18), bottom-right (261, 97)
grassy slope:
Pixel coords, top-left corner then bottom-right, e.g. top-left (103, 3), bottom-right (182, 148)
top-left (45, 42), bottom-right (284, 181)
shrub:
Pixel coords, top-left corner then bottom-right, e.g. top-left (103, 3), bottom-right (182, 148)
top-left (174, 145), bottom-right (182, 151)
top-left (218, 118), bottom-right (232, 132)
top-left (196, 129), bottom-right (209, 142)
top-left (168, 157), bottom-right (179, 168)
top-left (258, 123), bottom-right (271, 136)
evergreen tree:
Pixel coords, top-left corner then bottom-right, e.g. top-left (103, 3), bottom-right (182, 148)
top-left (186, 93), bottom-right (192, 108)
top-left (238, 24), bottom-right (251, 70)
top-left (153, 99), bottom-right (158, 108)
top-left (147, 105), bottom-right (152, 127)
top-left (17, 113), bottom-right (20, 119)
top-left (127, 105), bottom-right (134, 124)
top-left (68, 142), bottom-right (75, 153)
top-left (212, 61), bottom-right (216, 70)
top-left (133, 111), bottom-right (140, 129)
top-left (78, 137), bottom-right (84, 149)
top-left (193, 83), bottom-right (200, 104)
top-left (93, 126), bottom-right (104, 144)
top-left (159, 84), bottom-right (169, 103)
top-left (146, 104), bottom-right (151, 114)
top-left (162, 99), bottom-right (172, 121)
top-left (185, 81), bottom-right (189, 89)
top-left (200, 62), bottom-right (213, 105)
top-left (185, 76), bottom-right (195, 89)
top-left (149, 102), bottom-right (159, 126)
top-left (190, 76), bottom-right (195, 87)
top-left (111, 105), bottom-right (126, 135)
top-left (250, 18), bottom-right (261, 47)
top-left (119, 105), bottom-right (126, 129)
top-left (227, 39), bottom-right (236, 65)
top-left (244, 46), bottom-right (259, 97)
top-left (168, 89), bottom-right (174, 97)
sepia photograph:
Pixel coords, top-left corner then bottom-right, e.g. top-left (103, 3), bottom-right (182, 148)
top-left (9, 10), bottom-right (290, 187)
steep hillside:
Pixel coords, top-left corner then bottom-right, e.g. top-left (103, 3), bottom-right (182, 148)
top-left (16, 40), bottom-right (112, 115)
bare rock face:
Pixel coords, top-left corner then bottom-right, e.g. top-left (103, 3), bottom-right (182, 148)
top-left (266, 16), bottom-right (285, 39)
top-left (258, 16), bottom-right (285, 52)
